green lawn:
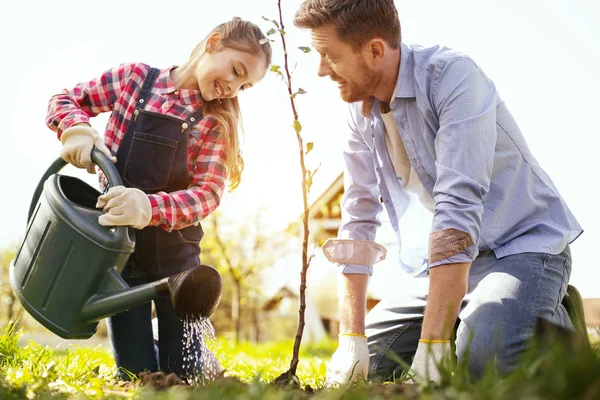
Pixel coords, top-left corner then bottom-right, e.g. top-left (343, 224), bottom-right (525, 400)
top-left (1, 323), bottom-right (599, 399)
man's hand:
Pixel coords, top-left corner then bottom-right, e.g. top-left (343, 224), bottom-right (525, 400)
top-left (97, 186), bottom-right (152, 229)
top-left (60, 124), bottom-right (116, 173)
top-left (326, 334), bottom-right (369, 386)
top-left (408, 340), bottom-right (451, 384)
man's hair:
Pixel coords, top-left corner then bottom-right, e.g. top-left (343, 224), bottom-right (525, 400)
top-left (293, 0), bottom-right (401, 50)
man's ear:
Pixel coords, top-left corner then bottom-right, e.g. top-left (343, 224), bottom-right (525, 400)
top-left (366, 38), bottom-right (386, 65)
top-left (205, 32), bottom-right (223, 53)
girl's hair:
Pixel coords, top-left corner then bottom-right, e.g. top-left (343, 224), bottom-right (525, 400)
top-left (192, 18), bottom-right (272, 191)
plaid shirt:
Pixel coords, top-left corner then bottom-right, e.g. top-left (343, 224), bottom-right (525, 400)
top-left (46, 63), bottom-right (227, 231)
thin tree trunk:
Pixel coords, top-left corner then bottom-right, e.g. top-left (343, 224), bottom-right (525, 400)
top-left (252, 297), bottom-right (261, 343)
top-left (235, 279), bottom-right (242, 342)
top-left (276, 0), bottom-right (310, 378)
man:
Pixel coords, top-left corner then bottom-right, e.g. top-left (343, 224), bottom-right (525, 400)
top-left (293, 0), bottom-right (583, 385)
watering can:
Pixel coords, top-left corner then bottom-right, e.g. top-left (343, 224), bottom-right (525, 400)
top-left (9, 148), bottom-right (222, 339)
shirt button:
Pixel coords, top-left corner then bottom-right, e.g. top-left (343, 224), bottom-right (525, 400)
top-left (162, 103), bottom-right (169, 109)
top-left (174, 90), bottom-right (179, 95)
top-left (182, 122), bottom-right (189, 129)
top-left (190, 117), bottom-right (196, 122)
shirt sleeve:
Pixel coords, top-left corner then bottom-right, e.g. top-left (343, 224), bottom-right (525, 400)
top-left (45, 63), bottom-right (140, 138)
top-left (147, 123), bottom-right (227, 231)
top-left (429, 56), bottom-right (498, 267)
top-left (337, 104), bottom-right (385, 275)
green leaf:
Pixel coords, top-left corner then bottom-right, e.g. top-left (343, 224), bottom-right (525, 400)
top-left (270, 65), bottom-right (281, 73)
top-left (293, 120), bottom-right (302, 134)
top-left (259, 38), bottom-right (271, 44)
top-left (262, 16), bottom-right (279, 28)
top-left (306, 142), bottom-right (314, 155)
top-left (297, 88), bottom-right (307, 95)
top-left (305, 168), bottom-right (319, 193)
top-left (306, 174), bottom-right (313, 192)
top-left (266, 28), bottom-right (276, 36)
top-left (298, 46), bottom-right (311, 53)
top-left (279, 29), bottom-right (286, 36)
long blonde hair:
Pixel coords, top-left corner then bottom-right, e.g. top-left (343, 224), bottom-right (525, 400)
top-left (192, 18), bottom-right (272, 191)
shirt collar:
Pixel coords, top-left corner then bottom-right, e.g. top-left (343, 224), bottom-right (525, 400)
top-left (361, 42), bottom-right (415, 117)
top-left (156, 66), bottom-right (203, 105)
top-left (394, 43), bottom-right (416, 99)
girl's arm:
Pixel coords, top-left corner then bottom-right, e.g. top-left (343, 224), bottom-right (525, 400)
top-left (46, 63), bottom-right (139, 138)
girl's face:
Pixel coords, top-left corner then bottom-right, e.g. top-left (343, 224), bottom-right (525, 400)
top-left (195, 35), bottom-right (268, 102)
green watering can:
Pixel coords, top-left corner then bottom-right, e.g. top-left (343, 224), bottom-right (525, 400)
top-left (9, 148), bottom-right (222, 339)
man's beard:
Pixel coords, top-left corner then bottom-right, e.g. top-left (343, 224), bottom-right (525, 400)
top-left (337, 60), bottom-right (381, 103)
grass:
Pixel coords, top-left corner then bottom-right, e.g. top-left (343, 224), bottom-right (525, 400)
top-left (1, 322), bottom-right (600, 399)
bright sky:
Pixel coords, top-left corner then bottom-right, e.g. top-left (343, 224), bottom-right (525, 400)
top-left (1, 0), bottom-right (599, 296)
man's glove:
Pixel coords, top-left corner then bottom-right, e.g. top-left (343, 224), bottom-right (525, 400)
top-left (60, 125), bottom-right (116, 173)
top-left (96, 186), bottom-right (152, 229)
top-left (325, 334), bottom-right (369, 386)
top-left (408, 340), bottom-right (452, 384)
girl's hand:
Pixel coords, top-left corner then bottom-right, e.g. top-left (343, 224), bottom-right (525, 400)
top-left (97, 186), bottom-right (152, 229)
top-left (60, 125), bottom-right (115, 173)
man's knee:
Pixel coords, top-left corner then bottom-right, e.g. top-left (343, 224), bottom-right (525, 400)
top-left (455, 318), bottom-right (530, 378)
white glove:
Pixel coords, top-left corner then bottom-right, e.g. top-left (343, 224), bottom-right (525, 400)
top-left (96, 186), bottom-right (152, 229)
top-left (325, 334), bottom-right (369, 386)
top-left (60, 125), bottom-right (116, 173)
top-left (409, 340), bottom-right (452, 384)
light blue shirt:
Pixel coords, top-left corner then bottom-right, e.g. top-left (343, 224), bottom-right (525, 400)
top-left (339, 43), bottom-right (583, 275)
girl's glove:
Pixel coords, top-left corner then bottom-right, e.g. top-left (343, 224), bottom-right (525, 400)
top-left (60, 125), bottom-right (116, 173)
top-left (409, 340), bottom-right (452, 384)
top-left (97, 186), bottom-right (152, 229)
top-left (325, 334), bottom-right (369, 386)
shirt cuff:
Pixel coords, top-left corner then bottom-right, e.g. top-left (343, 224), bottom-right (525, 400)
top-left (147, 195), bottom-right (161, 226)
top-left (322, 238), bottom-right (387, 266)
top-left (58, 111), bottom-right (92, 137)
top-left (428, 243), bottom-right (479, 268)
top-left (339, 264), bottom-right (373, 275)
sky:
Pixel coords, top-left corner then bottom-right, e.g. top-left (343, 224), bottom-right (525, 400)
top-left (1, 0), bottom-right (599, 297)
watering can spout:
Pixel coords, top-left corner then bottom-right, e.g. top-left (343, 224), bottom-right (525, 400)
top-left (80, 264), bottom-right (222, 323)
top-left (165, 264), bottom-right (222, 318)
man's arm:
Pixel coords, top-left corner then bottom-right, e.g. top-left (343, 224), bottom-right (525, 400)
top-left (323, 104), bottom-right (392, 386)
top-left (421, 262), bottom-right (470, 339)
top-left (409, 57), bottom-right (497, 383)
top-left (425, 56), bottom-right (499, 340)
top-left (338, 273), bottom-right (369, 334)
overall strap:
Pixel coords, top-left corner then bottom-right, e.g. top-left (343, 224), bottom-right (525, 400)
top-left (136, 67), bottom-right (161, 107)
top-left (183, 105), bottom-right (205, 140)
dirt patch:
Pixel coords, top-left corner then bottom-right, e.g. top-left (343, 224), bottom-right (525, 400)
top-left (138, 370), bottom-right (420, 398)
top-left (138, 371), bottom-right (186, 390)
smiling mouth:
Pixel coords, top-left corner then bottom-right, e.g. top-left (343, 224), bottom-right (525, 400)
top-left (214, 81), bottom-right (224, 97)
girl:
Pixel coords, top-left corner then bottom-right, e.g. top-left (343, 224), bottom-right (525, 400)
top-left (46, 17), bottom-right (272, 380)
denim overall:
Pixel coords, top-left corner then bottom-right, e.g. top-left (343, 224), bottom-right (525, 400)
top-left (107, 68), bottom-right (205, 379)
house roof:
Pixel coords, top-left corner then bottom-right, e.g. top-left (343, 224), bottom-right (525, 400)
top-left (308, 173), bottom-right (344, 220)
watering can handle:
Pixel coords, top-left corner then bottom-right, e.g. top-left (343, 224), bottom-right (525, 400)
top-left (27, 147), bottom-right (122, 222)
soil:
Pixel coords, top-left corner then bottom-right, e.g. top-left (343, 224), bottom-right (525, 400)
top-left (137, 370), bottom-right (421, 398)
top-left (138, 371), bottom-right (186, 390)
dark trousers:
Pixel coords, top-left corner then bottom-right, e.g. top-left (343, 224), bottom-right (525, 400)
top-left (106, 275), bottom-right (203, 380)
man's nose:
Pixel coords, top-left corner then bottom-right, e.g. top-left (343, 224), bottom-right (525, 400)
top-left (317, 57), bottom-right (332, 77)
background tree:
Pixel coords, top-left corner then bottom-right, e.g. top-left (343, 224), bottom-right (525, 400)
top-left (201, 209), bottom-right (286, 342)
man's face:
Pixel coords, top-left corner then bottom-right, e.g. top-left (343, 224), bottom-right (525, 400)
top-left (310, 25), bottom-right (380, 103)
